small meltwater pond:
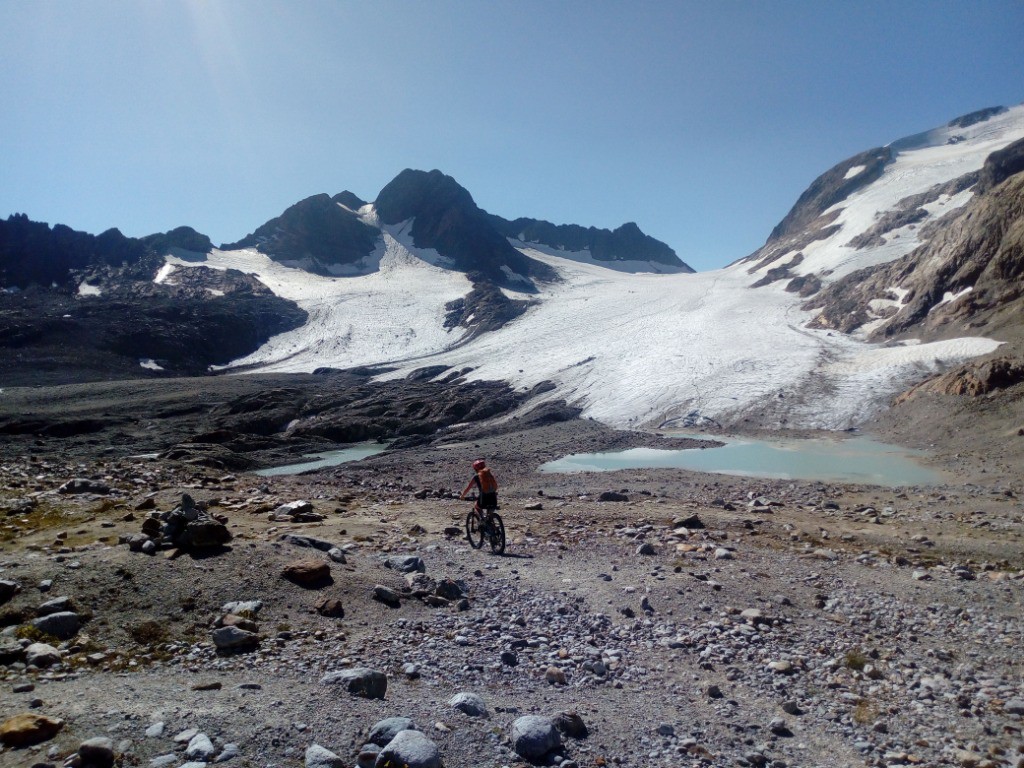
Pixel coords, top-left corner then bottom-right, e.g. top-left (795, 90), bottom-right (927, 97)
top-left (541, 435), bottom-right (945, 487)
top-left (254, 442), bottom-right (387, 477)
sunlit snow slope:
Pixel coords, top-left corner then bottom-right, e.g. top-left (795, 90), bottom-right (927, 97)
top-left (745, 105), bottom-right (1024, 283)
top-left (175, 106), bottom-right (1024, 430)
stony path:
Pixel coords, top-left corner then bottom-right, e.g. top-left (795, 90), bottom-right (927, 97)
top-left (1, 453), bottom-right (1023, 768)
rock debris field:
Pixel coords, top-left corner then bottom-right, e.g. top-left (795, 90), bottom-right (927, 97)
top-left (0, 426), bottom-right (1023, 768)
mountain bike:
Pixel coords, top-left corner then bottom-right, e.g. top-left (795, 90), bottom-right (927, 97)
top-left (465, 500), bottom-right (505, 555)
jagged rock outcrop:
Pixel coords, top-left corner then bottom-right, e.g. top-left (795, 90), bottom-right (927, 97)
top-left (486, 214), bottom-right (691, 271)
top-left (0, 214), bottom-right (157, 290)
top-left (140, 226), bottom-right (213, 255)
top-left (741, 146), bottom-right (892, 274)
top-left (804, 156), bottom-right (1024, 339)
top-left (375, 169), bottom-right (558, 288)
top-left (443, 280), bottom-right (532, 338)
top-left (221, 193), bottom-right (379, 274)
top-left (894, 355), bottom-right (1024, 403)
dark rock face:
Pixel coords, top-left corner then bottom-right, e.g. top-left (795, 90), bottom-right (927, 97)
top-left (0, 213), bottom-right (307, 386)
top-left (443, 280), bottom-right (532, 338)
top-left (332, 190), bottom-right (367, 210)
top-left (375, 169), bottom-right (558, 288)
top-left (140, 226), bottom-right (213, 255)
top-left (948, 106), bottom-right (1007, 130)
top-left (0, 288), bottom-right (306, 385)
top-left (0, 214), bottom-right (157, 290)
top-left (221, 193), bottom-right (379, 273)
top-left (767, 147), bottom-right (891, 245)
top-left (805, 169), bottom-right (1024, 340)
top-left (896, 356), bottom-right (1024, 402)
top-left (977, 137), bottom-right (1024, 194)
top-left (487, 214), bottom-right (691, 271)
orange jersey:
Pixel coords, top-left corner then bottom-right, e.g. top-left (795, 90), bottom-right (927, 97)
top-left (476, 468), bottom-right (498, 494)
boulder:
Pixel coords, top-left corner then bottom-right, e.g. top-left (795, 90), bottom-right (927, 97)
top-left (222, 600), bottom-right (263, 615)
top-left (448, 692), bottom-right (489, 718)
top-left (36, 596), bottom-right (73, 616)
top-left (553, 710), bottom-right (588, 739)
top-left (220, 614), bottom-right (259, 632)
top-left (0, 641), bottom-right (25, 665)
top-left (281, 533), bottom-right (335, 551)
top-left (24, 642), bottom-right (61, 667)
top-left (181, 518), bottom-right (232, 548)
top-left (385, 555), bottom-right (425, 573)
top-left (368, 717), bottom-right (416, 746)
top-left (31, 611), bottom-right (80, 640)
top-left (276, 500), bottom-right (314, 517)
top-left (185, 732), bottom-right (216, 760)
top-left (282, 558), bottom-right (331, 587)
top-left (315, 597), bottom-right (345, 618)
top-left (372, 585), bottom-right (402, 607)
top-left (58, 478), bottom-right (111, 495)
top-left (78, 736), bottom-right (116, 768)
top-left (321, 667), bottom-right (387, 699)
top-left (305, 743), bottom-right (346, 768)
top-left (673, 514), bottom-right (705, 529)
top-left (0, 713), bottom-right (64, 747)
top-left (0, 579), bottom-right (21, 605)
top-left (597, 491), bottom-right (628, 502)
top-left (510, 715), bottom-right (561, 760)
top-left (211, 626), bottom-right (259, 652)
top-left (434, 578), bottom-right (464, 601)
top-left (374, 730), bottom-right (441, 768)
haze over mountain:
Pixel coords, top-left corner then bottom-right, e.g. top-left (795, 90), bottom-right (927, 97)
top-left (2, 103), bottom-right (1023, 434)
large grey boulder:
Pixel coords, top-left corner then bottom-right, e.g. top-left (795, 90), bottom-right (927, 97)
top-left (305, 743), bottom-right (345, 768)
top-left (211, 626), bottom-right (259, 651)
top-left (31, 611), bottom-right (80, 640)
top-left (368, 717), bottom-right (416, 746)
top-left (78, 736), bottom-right (116, 768)
top-left (281, 533), bottom-right (335, 551)
top-left (0, 580), bottom-right (21, 605)
top-left (181, 518), bottom-right (232, 548)
top-left (385, 555), bottom-right (425, 573)
top-left (36, 596), bottom-right (73, 616)
top-left (448, 692), bottom-right (489, 718)
top-left (510, 715), bottom-right (561, 760)
top-left (221, 600), bottom-right (263, 615)
top-left (24, 642), bottom-right (61, 667)
top-left (321, 667), bottom-right (387, 699)
top-left (374, 730), bottom-right (441, 768)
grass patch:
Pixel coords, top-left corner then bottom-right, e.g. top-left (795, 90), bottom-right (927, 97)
top-left (852, 700), bottom-right (879, 725)
top-left (14, 624), bottom-right (59, 644)
top-left (844, 648), bottom-right (869, 672)
top-left (129, 620), bottom-right (169, 646)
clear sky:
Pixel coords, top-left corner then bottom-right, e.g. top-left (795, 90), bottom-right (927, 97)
top-left (2, 1), bottom-right (1022, 271)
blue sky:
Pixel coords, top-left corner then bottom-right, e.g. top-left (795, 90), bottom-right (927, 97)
top-left (2, 1), bottom-right (1021, 271)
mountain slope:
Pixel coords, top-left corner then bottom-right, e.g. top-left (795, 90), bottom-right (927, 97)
top-left (205, 107), bottom-right (1024, 430)
top-left (486, 214), bottom-right (692, 273)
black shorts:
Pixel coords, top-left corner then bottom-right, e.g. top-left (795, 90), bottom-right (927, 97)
top-left (479, 491), bottom-right (498, 510)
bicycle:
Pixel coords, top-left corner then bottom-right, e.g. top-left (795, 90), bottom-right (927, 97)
top-left (465, 499), bottom-right (505, 555)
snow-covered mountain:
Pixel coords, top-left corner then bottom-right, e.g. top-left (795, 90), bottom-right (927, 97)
top-left (3, 105), bottom-right (1024, 430)
top-left (168, 105), bottom-right (1020, 430)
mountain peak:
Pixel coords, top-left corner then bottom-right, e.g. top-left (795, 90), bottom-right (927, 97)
top-left (374, 169), bottom-right (558, 288)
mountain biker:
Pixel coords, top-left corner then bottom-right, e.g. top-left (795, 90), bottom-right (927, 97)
top-left (460, 459), bottom-right (498, 521)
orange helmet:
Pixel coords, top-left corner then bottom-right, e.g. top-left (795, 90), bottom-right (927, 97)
top-left (472, 459), bottom-right (486, 471)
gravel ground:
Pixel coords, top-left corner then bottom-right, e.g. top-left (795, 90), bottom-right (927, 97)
top-left (1, 422), bottom-right (1022, 768)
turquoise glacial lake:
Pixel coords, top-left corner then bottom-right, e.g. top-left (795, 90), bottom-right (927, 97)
top-left (254, 442), bottom-right (387, 477)
top-left (540, 435), bottom-right (944, 487)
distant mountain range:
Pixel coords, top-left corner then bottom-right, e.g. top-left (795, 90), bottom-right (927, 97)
top-left (2, 104), bottom-right (1023, 431)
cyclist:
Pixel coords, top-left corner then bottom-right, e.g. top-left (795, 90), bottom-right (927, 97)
top-left (460, 459), bottom-right (498, 521)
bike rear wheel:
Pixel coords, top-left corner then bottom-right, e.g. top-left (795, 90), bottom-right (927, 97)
top-left (487, 512), bottom-right (506, 555)
top-left (465, 509), bottom-right (484, 549)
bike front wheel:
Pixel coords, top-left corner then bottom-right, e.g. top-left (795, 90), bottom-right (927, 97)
top-left (465, 509), bottom-right (484, 549)
top-left (487, 512), bottom-right (506, 555)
